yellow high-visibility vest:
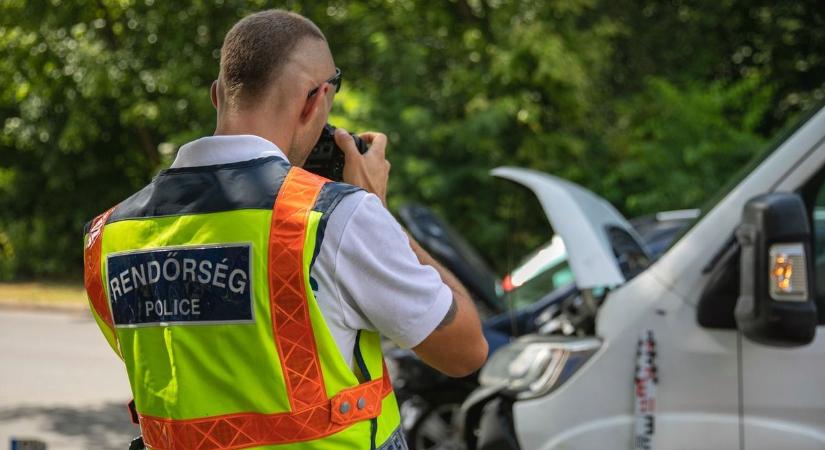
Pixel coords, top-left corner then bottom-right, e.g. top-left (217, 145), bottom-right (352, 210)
top-left (84, 157), bottom-right (402, 449)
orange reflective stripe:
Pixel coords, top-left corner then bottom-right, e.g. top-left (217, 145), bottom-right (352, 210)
top-left (268, 167), bottom-right (328, 411)
top-left (84, 207), bottom-right (117, 331)
top-left (330, 364), bottom-right (391, 426)
top-left (139, 368), bottom-right (393, 449)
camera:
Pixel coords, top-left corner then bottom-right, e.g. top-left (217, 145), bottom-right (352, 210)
top-left (304, 124), bottom-right (368, 181)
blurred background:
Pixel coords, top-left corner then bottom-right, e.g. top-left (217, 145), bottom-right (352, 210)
top-left (0, 1), bottom-right (824, 448)
top-left (1, 0), bottom-right (824, 283)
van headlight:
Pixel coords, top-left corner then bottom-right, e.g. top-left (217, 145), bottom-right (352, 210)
top-left (479, 336), bottom-right (601, 400)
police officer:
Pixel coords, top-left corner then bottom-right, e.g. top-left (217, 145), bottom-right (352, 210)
top-left (83, 9), bottom-right (487, 450)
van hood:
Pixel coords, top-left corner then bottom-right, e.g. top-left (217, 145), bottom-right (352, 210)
top-left (492, 167), bottom-right (649, 289)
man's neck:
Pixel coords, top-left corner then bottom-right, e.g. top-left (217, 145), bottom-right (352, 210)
top-left (214, 115), bottom-right (293, 160)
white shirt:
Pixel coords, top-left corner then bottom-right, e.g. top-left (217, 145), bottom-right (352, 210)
top-left (172, 135), bottom-right (453, 367)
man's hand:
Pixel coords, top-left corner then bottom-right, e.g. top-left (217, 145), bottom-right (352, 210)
top-left (334, 128), bottom-right (390, 205)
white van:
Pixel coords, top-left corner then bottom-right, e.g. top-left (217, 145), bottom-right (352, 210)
top-left (461, 105), bottom-right (825, 450)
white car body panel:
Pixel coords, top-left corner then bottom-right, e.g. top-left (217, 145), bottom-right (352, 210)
top-left (516, 272), bottom-right (741, 449)
top-left (511, 106), bottom-right (825, 449)
top-left (491, 167), bottom-right (644, 289)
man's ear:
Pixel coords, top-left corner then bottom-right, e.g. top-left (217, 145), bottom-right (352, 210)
top-left (298, 84), bottom-right (329, 125)
top-left (210, 80), bottom-right (219, 110)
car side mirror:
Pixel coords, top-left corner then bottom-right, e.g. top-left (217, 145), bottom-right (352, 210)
top-left (735, 192), bottom-right (818, 347)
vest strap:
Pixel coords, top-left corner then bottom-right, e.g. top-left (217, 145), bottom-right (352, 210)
top-left (329, 362), bottom-right (391, 426)
top-left (83, 207), bottom-right (117, 335)
top-left (268, 167), bottom-right (329, 410)
top-left (139, 367), bottom-right (393, 449)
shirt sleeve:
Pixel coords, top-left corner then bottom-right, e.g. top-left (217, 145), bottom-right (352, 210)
top-left (331, 193), bottom-right (454, 349)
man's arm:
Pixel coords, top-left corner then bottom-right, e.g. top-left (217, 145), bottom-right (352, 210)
top-left (334, 129), bottom-right (488, 377)
top-left (406, 233), bottom-right (488, 377)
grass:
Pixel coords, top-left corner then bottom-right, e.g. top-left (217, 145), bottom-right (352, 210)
top-left (0, 282), bottom-right (87, 309)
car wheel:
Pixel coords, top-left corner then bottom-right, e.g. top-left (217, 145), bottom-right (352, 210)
top-left (408, 402), bottom-right (465, 450)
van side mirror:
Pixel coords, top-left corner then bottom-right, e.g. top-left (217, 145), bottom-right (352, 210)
top-left (735, 192), bottom-right (817, 347)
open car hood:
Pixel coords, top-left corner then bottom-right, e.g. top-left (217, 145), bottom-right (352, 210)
top-left (492, 167), bottom-right (650, 289)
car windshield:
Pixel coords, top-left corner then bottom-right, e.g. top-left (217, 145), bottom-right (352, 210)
top-left (663, 104), bottom-right (825, 252)
top-left (500, 235), bottom-right (575, 310)
top-left (500, 211), bottom-right (692, 310)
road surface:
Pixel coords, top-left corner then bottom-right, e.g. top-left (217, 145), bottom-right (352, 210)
top-left (0, 307), bottom-right (138, 450)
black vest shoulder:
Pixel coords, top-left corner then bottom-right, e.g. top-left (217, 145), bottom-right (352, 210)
top-left (100, 157), bottom-right (361, 226)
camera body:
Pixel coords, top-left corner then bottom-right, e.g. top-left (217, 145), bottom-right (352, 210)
top-left (304, 124), bottom-right (368, 182)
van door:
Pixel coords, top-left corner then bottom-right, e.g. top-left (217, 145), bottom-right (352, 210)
top-left (738, 137), bottom-right (825, 449)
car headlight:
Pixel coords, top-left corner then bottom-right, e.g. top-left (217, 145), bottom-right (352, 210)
top-left (479, 336), bottom-right (601, 400)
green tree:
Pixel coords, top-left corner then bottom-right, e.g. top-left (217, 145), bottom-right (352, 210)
top-left (600, 75), bottom-right (772, 216)
top-left (0, 0), bottom-right (240, 278)
top-left (309, 0), bottom-right (622, 266)
top-left (0, 0), bottom-right (823, 279)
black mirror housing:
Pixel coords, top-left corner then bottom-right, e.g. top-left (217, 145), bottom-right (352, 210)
top-left (735, 192), bottom-right (817, 347)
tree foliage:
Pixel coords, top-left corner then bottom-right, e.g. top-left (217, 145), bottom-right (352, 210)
top-left (1, 0), bottom-right (823, 279)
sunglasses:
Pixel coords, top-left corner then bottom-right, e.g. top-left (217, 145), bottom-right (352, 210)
top-left (307, 67), bottom-right (342, 99)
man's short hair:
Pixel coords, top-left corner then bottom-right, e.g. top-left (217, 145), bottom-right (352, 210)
top-left (220, 9), bottom-right (325, 108)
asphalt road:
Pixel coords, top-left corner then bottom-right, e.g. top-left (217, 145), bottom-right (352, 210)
top-left (0, 308), bottom-right (139, 450)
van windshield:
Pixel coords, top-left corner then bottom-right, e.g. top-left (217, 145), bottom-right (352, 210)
top-left (665, 104), bottom-right (825, 251)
